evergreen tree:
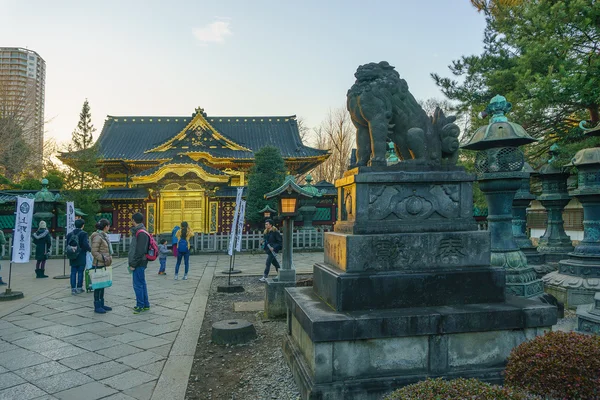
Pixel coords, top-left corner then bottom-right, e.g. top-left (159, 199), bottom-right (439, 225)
top-left (63, 99), bottom-right (102, 189)
top-left (246, 146), bottom-right (287, 226)
top-left (432, 0), bottom-right (600, 163)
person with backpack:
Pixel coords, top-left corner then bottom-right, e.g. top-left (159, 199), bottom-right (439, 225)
top-left (259, 219), bottom-right (282, 282)
top-left (174, 221), bottom-right (193, 280)
top-left (90, 219), bottom-right (113, 314)
top-left (32, 220), bottom-right (52, 278)
top-left (129, 212), bottom-right (151, 314)
top-left (66, 219), bottom-right (91, 294)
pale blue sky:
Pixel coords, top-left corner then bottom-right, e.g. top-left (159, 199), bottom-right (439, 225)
top-left (1, 0), bottom-right (486, 146)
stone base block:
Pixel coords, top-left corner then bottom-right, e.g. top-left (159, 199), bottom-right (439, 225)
top-left (324, 230), bottom-right (490, 273)
top-left (283, 287), bottom-right (557, 400)
top-left (334, 168), bottom-right (479, 235)
top-left (265, 279), bottom-right (296, 319)
top-left (538, 251), bottom-right (570, 264)
top-left (521, 248), bottom-right (545, 266)
top-left (543, 271), bottom-right (600, 309)
top-left (313, 263), bottom-right (505, 311)
top-left (577, 303), bottom-right (600, 335)
top-left (532, 262), bottom-right (556, 279)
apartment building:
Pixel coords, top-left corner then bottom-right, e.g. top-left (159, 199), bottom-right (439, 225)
top-left (0, 47), bottom-right (46, 168)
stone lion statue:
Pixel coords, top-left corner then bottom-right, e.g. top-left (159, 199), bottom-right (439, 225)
top-left (347, 61), bottom-right (460, 167)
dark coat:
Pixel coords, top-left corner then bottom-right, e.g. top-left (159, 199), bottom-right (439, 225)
top-left (66, 228), bottom-right (91, 267)
top-left (129, 224), bottom-right (149, 268)
top-left (32, 229), bottom-right (52, 261)
top-left (263, 228), bottom-right (282, 253)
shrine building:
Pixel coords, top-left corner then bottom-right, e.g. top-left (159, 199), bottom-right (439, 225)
top-left (60, 108), bottom-right (330, 235)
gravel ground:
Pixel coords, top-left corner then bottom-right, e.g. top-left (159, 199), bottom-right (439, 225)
top-left (184, 275), bottom-right (579, 400)
top-left (185, 275), bottom-right (306, 400)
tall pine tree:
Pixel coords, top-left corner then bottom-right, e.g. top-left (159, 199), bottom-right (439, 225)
top-left (246, 146), bottom-right (287, 226)
top-left (432, 0), bottom-right (600, 163)
top-left (64, 99), bottom-right (102, 190)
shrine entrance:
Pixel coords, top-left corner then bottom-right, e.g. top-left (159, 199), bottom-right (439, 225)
top-left (159, 183), bottom-right (205, 234)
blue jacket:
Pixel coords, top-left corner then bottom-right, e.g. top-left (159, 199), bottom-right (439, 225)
top-left (171, 226), bottom-right (180, 245)
top-left (66, 228), bottom-right (91, 267)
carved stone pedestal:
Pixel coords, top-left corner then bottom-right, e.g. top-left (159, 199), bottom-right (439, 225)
top-left (283, 166), bottom-right (557, 400)
top-left (536, 165), bottom-right (573, 264)
top-left (577, 292), bottom-right (600, 335)
top-left (479, 172), bottom-right (545, 298)
top-left (512, 164), bottom-right (545, 268)
top-left (544, 148), bottom-right (600, 309)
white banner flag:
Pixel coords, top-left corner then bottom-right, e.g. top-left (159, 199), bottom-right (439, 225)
top-left (228, 187), bottom-right (244, 256)
top-left (12, 197), bottom-right (34, 263)
top-left (235, 200), bottom-right (246, 252)
top-left (66, 201), bottom-right (76, 235)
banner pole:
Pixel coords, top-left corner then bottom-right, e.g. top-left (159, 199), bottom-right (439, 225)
top-left (54, 234), bottom-right (70, 279)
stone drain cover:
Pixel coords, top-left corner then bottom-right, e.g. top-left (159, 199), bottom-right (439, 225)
top-left (211, 319), bottom-right (257, 345)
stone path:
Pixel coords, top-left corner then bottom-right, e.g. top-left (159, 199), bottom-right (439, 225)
top-left (0, 251), bottom-right (321, 400)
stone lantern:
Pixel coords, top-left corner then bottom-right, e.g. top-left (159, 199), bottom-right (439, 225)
top-left (462, 95), bottom-right (544, 298)
top-left (263, 175), bottom-right (313, 318)
top-left (297, 175), bottom-right (323, 230)
top-left (545, 129), bottom-right (600, 309)
top-left (258, 205), bottom-right (277, 219)
top-left (33, 179), bottom-right (59, 230)
top-left (535, 144), bottom-right (573, 265)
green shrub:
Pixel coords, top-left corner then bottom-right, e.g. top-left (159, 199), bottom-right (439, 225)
top-left (505, 331), bottom-right (600, 400)
top-left (384, 377), bottom-right (538, 400)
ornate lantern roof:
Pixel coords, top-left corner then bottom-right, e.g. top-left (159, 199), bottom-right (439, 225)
top-left (300, 175), bottom-right (323, 198)
top-left (462, 95), bottom-right (537, 151)
top-left (34, 179), bottom-right (59, 203)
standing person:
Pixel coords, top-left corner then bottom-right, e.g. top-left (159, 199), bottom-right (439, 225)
top-left (158, 239), bottom-right (169, 275)
top-left (171, 225), bottom-right (180, 258)
top-left (259, 219), bottom-right (282, 282)
top-left (90, 219), bottom-right (113, 314)
top-left (67, 219), bottom-right (91, 294)
top-left (129, 212), bottom-right (150, 314)
top-left (174, 221), bottom-right (193, 280)
top-left (0, 230), bottom-right (6, 285)
top-left (32, 221), bottom-right (52, 278)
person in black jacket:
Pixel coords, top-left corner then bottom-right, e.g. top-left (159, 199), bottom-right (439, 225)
top-left (66, 219), bottom-right (91, 294)
top-left (32, 220), bottom-right (52, 278)
top-left (259, 219), bottom-right (282, 282)
top-left (129, 213), bottom-right (150, 314)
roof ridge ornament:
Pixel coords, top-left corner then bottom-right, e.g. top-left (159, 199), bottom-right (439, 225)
top-left (144, 108), bottom-right (251, 154)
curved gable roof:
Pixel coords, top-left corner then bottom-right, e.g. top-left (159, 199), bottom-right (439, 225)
top-left (94, 114), bottom-right (328, 161)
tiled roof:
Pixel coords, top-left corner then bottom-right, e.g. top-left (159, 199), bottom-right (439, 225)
top-left (0, 214), bottom-right (15, 229)
top-left (0, 190), bottom-right (59, 203)
top-left (99, 188), bottom-right (149, 200)
top-left (134, 155), bottom-right (226, 177)
top-left (313, 180), bottom-right (336, 196)
top-left (73, 114), bottom-right (327, 162)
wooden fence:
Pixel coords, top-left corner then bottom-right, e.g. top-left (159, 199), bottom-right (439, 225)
top-left (0, 228), bottom-right (330, 258)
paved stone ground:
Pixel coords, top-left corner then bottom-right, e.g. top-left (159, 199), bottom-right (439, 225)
top-left (0, 252), bottom-right (321, 400)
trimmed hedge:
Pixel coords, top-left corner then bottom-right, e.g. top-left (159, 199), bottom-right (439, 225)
top-left (384, 378), bottom-right (539, 400)
top-left (505, 331), bottom-right (600, 400)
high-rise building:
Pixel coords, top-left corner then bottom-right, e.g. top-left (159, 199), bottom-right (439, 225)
top-left (0, 47), bottom-right (46, 168)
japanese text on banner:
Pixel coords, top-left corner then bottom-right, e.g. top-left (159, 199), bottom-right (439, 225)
top-left (228, 187), bottom-right (244, 256)
top-left (12, 197), bottom-right (34, 263)
top-left (66, 201), bottom-right (76, 235)
top-left (235, 200), bottom-right (246, 252)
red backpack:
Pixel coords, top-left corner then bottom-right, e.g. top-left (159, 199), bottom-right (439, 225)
top-left (135, 229), bottom-right (159, 261)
